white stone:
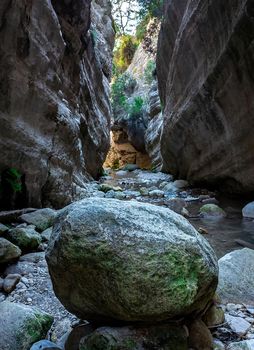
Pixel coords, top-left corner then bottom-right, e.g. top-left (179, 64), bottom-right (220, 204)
top-left (243, 202), bottom-right (254, 219)
top-left (228, 340), bottom-right (254, 350)
top-left (225, 314), bottom-right (251, 335)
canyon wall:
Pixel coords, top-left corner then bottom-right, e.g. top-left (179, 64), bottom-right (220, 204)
top-left (157, 0), bottom-right (254, 194)
top-left (0, 0), bottom-right (114, 209)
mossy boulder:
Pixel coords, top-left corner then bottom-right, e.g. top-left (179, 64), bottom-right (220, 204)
top-left (0, 301), bottom-right (53, 350)
top-left (200, 204), bottom-right (226, 218)
top-left (0, 237), bottom-right (21, 264)
top-left (46, 198), bottom-right (218, 323)
top-left (79, 324), bottom-right (188, 350)
top-left (6, 226), bottom-right (42, 252)
top-left (19, 208), bottom-right (57, 232)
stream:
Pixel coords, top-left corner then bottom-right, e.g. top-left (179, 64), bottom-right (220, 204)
top-left (101, 169), bottom-right (254, 258)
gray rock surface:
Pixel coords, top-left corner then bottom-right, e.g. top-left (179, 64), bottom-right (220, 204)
top-left (217, 248), bottom-right (254, 304)
top-left (79, 324), bottom-right (188, 350)
top-left (0, 301), bottom-right (53, 350)
top-left (0, 237), bottom-right (21, 264)
top-left (30, 340), bottom-right (62, 350)
top-left (242, 202), bottom-right (254, 219)
top-left (228, 340), bottom-right (254, 350)
top-left (0, 0), bottom-right (114, 209)
top-left (6, 226), bottom-right (42, 252)
top-left (157, 0), bottom-right (254, 194)
top-left (46, 198), bottom-right (218, 323)
top-left (20, 209), bottom-right (57, 231)
top-left (199, 204), bottom-right (226, 218)
top-left (3, 273), bottom-right (21, 293)
top-left (225, 314), bottom-right (251, 336)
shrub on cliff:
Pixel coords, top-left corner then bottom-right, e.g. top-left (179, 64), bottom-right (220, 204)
top-left (111, 72), bottom-right (137, 115)
top-left (113, 35), bottom-right (138, 74)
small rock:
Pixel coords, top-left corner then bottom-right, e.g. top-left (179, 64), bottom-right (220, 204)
top-left (0, 277), bottom-right (3, 290)
top-left (166, 198), bottom-right (187, 214)
top-left (188, 319), bottom-right (213, 350)
top-left (0, 223), bottom-right (9, 235)
top-left (114, 192), bottom-right (126, 200)
top-left (200, 204), bottom-right (226, 218)
top-left (225, 314), bottom-right (251, 335)
top-left (19, 208), bottom-right (57, 232)
top-left (242, 202), bottom-right (254, 219)
top-left (0, 237), bottom-right (21, 264)
top-left (121, 164), bottom-right (140, 172)
top-left (6, 226), bottom-right (42, 252)
top-left (226, 304), bottom-right (242, 312)
top-left (30, 340), bottom-right (62, 349)
top-left (173, 179), bottom-right (189, 189)
top-left (148, 189), bottom-right (165, 198)
top-left (41, 227), bottom-right (53, 242)
top-left (116, 170), bottom-right (128, 176)
top-left (92, 191), bottom-right (105, 198)
top-left (198, 227), bottom-right (209, 235)
top-left (99, 184), bottom-right (122, 193)
top-left (202, 198), bottom-right (219, 205)
top-left (105, 190), bottom-right (116, 198)
top-left (203, 305), bottom-right (224, 326)
top-left (181, 207), bottom-right (190, 217)
top-left (213, 339), bottom-right (225, 350)
top-left (247, 308), bottom-right (254, 315)
top-left (227, 339), bottom-right (254, 350)
top-left (3, 273), bottom-right (21, 293)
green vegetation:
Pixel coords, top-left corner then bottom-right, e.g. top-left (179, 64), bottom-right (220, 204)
top-left (135, 14), bottom-right (150, 42)
top-left (111, 72), bottom-right (136, 112)
top-left (113, 35), bottom-right (138, 75)
top-left (144, 59), bottom-right (156, 84)
top-left (137, 0), bottom-right (164, 18)
top-left (1, 168), bottom-right (22, 193)
top-left (129, 96), bottom-right (144, 118)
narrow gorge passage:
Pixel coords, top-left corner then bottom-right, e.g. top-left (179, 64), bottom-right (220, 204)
top-left (0, 1), bottom-right (254, 350)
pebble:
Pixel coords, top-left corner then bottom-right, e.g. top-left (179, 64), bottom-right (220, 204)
top-left (225, 314), bottom-right (251, 335)
top-left (3, 274), bottom-right (21, 294)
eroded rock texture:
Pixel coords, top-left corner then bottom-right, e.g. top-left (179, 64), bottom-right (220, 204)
top-left (0, 0), bottom-right (114, 209)
top-left (157, 0), bottom-right (254, 193)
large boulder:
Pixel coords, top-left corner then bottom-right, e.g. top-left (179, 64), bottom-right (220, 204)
top-left (217, 248), bottom-right (254, 304)
top-left (46, 198), bottom-right (218, 323)
top-left (79, 324), bottom-right (188, 350)
top-left (0, 301), bottom-right (53, 350)
top-left (157, 0), bottom-right (254, 194)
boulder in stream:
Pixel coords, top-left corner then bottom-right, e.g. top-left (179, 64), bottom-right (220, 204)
top-left (46, 198), bottom-right (218, 323)
top-left (217, 248), bottom-right (254, 304)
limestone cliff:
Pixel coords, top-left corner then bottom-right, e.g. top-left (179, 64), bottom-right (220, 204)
top-left (157, 0), bottom-right (254, 194)
top-left (0, 0), bottom-right (114, 209)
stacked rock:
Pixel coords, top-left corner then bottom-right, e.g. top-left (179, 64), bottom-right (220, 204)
top-left (46, 198), bottom-right (218, 349)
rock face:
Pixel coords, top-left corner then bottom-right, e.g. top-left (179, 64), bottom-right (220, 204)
top-left (104, 130), bottom-right (151, 169)
top-left (107, 19), bottom-right (161, 170)
top-left (0, 0), bottom-right (114, 209)
top-left (157, 0), bottom-right (254, 194)
top-left (217, 248), bottom-right (254, 304)
top-left (46, 198), bottom-right (218, 323)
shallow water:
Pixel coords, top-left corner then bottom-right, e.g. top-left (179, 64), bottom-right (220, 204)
top-left (102, 170), bottom-right (254, 258)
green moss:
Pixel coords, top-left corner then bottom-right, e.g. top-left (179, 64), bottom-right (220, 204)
top-left (17, 313), bottom-right (53, 348)
top-left (122, 338), bottom-right (138, 350)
